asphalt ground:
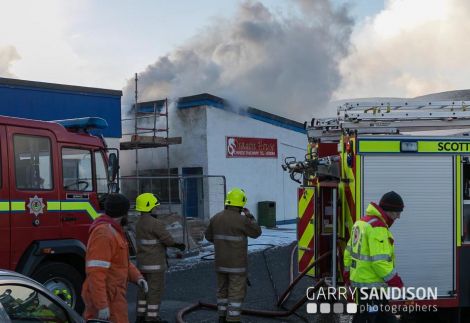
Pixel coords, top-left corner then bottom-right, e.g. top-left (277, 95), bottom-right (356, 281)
top-left (126, 243), bottom-right (352, 323)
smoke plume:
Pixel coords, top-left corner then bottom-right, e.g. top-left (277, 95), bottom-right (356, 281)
top-left (0, 45), bottom-right (20, 77)
top-left (123, 0), bottom-right (353, 120)
top-left (336, 0), bottom-right (470, 100)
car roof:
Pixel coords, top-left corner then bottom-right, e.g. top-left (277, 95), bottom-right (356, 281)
top-left (0, 270), bottom-right (84, 322)
top-left (0, 270), bottom-right (40, 285)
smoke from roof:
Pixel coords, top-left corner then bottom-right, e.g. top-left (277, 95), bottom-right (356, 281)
top-left (122, 0), bottom-right (354, 121)
top-left (0, 46), bottom-right (20, 77)
top-left (336, 0), bottom-right (470, 100)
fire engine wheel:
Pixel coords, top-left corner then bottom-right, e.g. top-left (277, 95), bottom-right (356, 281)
top-left (32, 261), bottom-right (84, 314)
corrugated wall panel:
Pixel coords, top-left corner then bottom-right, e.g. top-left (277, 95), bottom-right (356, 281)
top-left (363, 155), bottom-right (454, 296)
top-left (0, 85), bottom-right (121, 137)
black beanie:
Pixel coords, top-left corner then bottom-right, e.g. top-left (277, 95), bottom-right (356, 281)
top-left (104, 193), bottom-right (130, 218)
top-left (379, 191), bottom-right (404, 212)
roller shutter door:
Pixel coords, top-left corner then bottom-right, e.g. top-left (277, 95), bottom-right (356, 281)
top-left (362, 155), bottom-right (454, 297)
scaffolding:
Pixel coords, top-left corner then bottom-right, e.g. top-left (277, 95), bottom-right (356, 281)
top-left (120, 74), bottom-right (182, 210)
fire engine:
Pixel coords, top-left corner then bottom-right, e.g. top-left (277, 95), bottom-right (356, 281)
top-left (0, 115), bottom-right (118, 312)
top-left (283, 101), bottom-right (470, 321)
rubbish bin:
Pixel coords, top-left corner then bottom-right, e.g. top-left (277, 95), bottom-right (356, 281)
top-left (257, 201), bottom-right (276, 228)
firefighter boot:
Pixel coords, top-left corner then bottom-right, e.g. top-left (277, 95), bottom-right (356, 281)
top-left (135, 317), bottom-right (146, 323)
top-left (219, 316), bottom-right (227, 323)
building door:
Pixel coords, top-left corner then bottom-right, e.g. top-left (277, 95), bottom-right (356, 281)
top-left (182, 167), bottom-right (203, 218)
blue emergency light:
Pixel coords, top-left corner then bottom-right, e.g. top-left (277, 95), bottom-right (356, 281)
top-left (54, 117), bottom-right (108, 132)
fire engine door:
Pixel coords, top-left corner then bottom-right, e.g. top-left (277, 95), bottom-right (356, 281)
top-left (7, 127), bottom-right (61, 264)
top-left (0, 126), bottom-right (10, 268)
top-left (297, 187), bottom-right (315, 275)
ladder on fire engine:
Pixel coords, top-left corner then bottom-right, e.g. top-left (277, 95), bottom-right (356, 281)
top-left (311, 100), bottom-right (470, 136)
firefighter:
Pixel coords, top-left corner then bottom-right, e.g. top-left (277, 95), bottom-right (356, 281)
top-left (82, 193), bottom-right (148, 323)
top-left (135, 193), bottom-right (186, 323)
top-left (344, 191), bottom-right (405, 323)
top-left (204, 188), bottom-right (262, 323)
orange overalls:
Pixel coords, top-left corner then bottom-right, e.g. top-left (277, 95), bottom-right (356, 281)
top-left (82, 215), bottom-right (142, 323)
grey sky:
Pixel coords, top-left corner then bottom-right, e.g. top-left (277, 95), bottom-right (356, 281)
top-left (4, 1), bottom-right (468, 120)
top-left (0, 0), bottom-right (382, 90)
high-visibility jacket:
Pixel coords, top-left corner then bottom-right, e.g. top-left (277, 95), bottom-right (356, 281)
top-left (82, 215), bottom-right (142, 323)
top-left (135, 214), bottom-right (176, 273)
top-left (205, 208), bottom-right (262, 274)
top-left (343, 202), bottom-right (404, 288)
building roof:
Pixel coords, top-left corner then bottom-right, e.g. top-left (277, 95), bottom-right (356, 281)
top-left (0, 77), bottom-right (122, 97)
top-left (176, 93), bottom-right (306, 134)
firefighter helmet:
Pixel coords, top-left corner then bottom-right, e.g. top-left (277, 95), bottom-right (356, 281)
top-left (225, 188), bottom-right (247, 207)
top-left (136, 193), bottom-right (160, 212)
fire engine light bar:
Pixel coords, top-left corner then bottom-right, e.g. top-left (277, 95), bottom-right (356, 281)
top-left (401, 141), bottom-right (418, 152)
top-left (54, 117), bottom-right (108, 131)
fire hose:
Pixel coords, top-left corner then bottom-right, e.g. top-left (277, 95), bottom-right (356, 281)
top-left (175, 246), bottom-right (332, 323)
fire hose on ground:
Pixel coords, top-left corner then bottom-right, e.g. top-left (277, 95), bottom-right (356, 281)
top-left (175, 244), bottom-right (332, 323)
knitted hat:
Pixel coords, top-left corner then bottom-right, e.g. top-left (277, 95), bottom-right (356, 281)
top-left (104, 193), bottom-right (130, 218)
top-left (379, 191), bottom-right (404, 212)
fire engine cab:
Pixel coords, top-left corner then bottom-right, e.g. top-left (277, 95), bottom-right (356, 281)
top-left (284, 101), bottom-right (470, 321)
top-left (0, 115), bottom-right (118, 312)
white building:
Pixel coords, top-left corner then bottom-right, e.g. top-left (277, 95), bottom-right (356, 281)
top-left (120, 93), bottom-right (306, 224)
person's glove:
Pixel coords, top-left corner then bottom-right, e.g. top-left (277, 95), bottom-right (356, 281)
top-left (137, 278), bottom-right (149, 293)
top-left (98, 307), bottom-right (110, 320)
top-left (243, 208), bottom-right (255, 220)
top-left (174, 243), bottom-right (186, 251)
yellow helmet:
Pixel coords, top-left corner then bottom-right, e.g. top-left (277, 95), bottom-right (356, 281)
top-left (225, 188), bottom-right (247, 207)
top-left (135, 193), bottom-right (160, 212)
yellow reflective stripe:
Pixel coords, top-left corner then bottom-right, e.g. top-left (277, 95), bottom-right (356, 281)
top-left (419, 141), bottom-right (470, 153)
top-left (0, 200), bottom-right (101, 219)
top-left (47, 201), bottom-right (61, 211)
top-left (11, 201), bottom-right (25, 211)
top-left (359, 140), bottom-right (400, 153)
top-left (0, 202), bottom-right (9, 211)
top-left (61, 201), bottom-right (101, 220)
top-left (298, 187), bottom-right (315, 276)
top-left (360, 140), bottom-right (470, 153)
top-left (356, 155), bottom-right (361, 221)
top-left (298, 188), bottom-right (313, 218)
top-left (298, 189), bottom-right (314, 249)
top-left (457, 156), bottom-right (462, 247)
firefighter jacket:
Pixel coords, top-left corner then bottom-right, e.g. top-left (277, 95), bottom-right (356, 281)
top-left (136, 214), bottom-right (176, 273)
top-left (82, 215), bottom-right (142, 323)
top-left (343, 202), bottom-right (404, 289)
top-left (205, 208), bottom-right (262, 274)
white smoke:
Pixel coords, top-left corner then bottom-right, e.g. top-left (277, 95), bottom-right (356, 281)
top-left (123, 0), bottom-right (353, 120)
top-left (0, 45), bottom-right (20, 77)
top-left (336, 0), bottom-right (470, 100)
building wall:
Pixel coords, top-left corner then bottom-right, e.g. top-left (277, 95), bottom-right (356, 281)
top-left (205, 107), bottom-right (306, 223)
top-left (119, 105), bottom-right (209, 216)
top-left (119, 102), bottom-right (306, 223)
top-left (0, 79), bottom-right (122, 138)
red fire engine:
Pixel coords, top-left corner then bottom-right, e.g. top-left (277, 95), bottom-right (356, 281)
top-left (0, 115), bottom-right (118, 312)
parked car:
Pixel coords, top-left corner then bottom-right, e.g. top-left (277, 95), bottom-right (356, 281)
top-left (0, 269), bottom-right (108, 323)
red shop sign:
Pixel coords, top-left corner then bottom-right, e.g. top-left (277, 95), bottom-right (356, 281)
top-left (226, 136), bottom-right (278, 158)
